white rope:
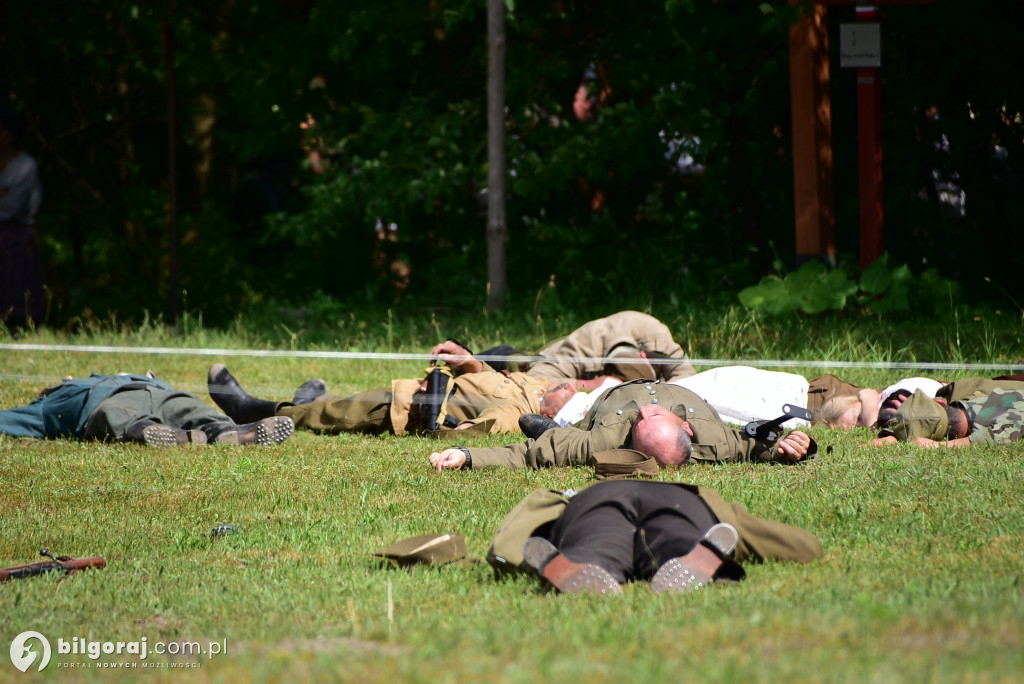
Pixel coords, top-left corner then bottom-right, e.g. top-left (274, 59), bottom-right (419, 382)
top-left (1, 342), bottom-right (1022, 372)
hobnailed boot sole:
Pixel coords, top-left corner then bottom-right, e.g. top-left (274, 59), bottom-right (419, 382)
top-left (140, 424), bottom-right (207, 447)
top-left (522, 537), bottom-right (622, 595)
top-left (649, 543), bottom-right (724, 594)
top-left (214, 416), bottom-right (295, 446)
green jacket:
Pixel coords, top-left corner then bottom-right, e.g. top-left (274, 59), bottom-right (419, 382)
top-left (937, 378), bottom-right (1024, 403)
top-left (466, 380), bottom-right (788, 470)
top-left (487, 477), bottom-right (824, 574)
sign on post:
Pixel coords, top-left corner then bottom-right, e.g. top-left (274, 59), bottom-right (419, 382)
top-left (839, 23), bottom-right (881, 68)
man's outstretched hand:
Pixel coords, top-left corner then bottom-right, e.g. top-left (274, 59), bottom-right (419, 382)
top-left (429, 448), bottom-right (467, 471)
top-left (775, 430), bottom-right (813, 462)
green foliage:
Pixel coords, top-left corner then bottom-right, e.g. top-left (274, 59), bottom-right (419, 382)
top-left (739, 259), bottom-right (858, 314)
top-left (738, 253), bottom-right (963, 317)
top-left (3, 0), bottom-right (1022, 327)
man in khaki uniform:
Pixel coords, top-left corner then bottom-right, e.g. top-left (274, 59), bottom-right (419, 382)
top-left (208, 362), bottom-right (578, 436)
top-left (488, 477), bottom-right (823, 594)
top-left (524, 310), bottom-right (697, 383)
top-left (429, 379), bottom-right (814, 471)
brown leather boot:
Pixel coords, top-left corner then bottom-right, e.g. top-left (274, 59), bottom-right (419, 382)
top-left (522, 537), bottom-right (622, 595)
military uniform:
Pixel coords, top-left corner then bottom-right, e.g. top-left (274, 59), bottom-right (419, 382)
top-left (936, 377), bottom-right (1024, 403)
top-left (487, 478), bottom-right (823, 578)
top-left (280, 369), bottom-right (551, 435)
top-left (528, 311), bottom-right (696, 383)
top-left (464, 380), bottom-right (794, 470)
top-left (885, 385), bottom-right (1024, 444)
top-left (0, 373), bottom-right (229, 441)
top-left (960, 389), bottom-right (1024, 444)
top-left (806, 374), bottom-right (862, 415)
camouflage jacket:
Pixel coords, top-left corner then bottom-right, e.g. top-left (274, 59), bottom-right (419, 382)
top-left (961, 389), bottom-right (1024, 445)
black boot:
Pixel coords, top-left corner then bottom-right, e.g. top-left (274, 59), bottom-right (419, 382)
top-left (124, 419), bottom-right (207, 446)
top-left (200, 417), bottom-right (294, 446)
top-left (292, 378), bottom-right (327, 405)
top-left (519, 413), bottom-right (559, 440)
top-left (208, 364), bottom-right (282, 423)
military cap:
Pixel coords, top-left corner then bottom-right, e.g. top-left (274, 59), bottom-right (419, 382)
top-left (887, 390), bottom-right (948, 441)
top-left (372, 533), bottom-right (467, 566)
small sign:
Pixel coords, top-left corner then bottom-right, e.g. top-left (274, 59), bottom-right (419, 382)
top-left (840, 23), bottom-right (881, 68)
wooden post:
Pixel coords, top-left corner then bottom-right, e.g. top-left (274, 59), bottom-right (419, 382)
top-left (854, 5), bottom-right (884, 270)
top-left (485, 0), bottom-right (507, 311)
top-left (789, 1), bottom-right (835, 265)
top-left (161, 21), bottom-right (179, 323)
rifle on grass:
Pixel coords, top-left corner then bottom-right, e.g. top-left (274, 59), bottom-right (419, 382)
top-left (1, 549), bottom-right (106, 582)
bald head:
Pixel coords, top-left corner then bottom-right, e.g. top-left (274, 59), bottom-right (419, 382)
top-left (630, 404), bottom-right (693, 467)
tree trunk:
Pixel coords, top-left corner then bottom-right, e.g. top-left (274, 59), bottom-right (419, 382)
top-left (486, 0), bottom-right (507, 311)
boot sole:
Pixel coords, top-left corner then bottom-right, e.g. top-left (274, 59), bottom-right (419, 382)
top-left (522, 537), bottom-right (621, 595)
top-left (141, 424), bottom-right (207, 447)
top-left (650, 543), bottom-right (723, 594)
top-left (215, 416), bottom-right (295, 446)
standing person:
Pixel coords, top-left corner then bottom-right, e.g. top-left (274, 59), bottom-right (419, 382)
top-left (0, 107), bottom-right (45, 330)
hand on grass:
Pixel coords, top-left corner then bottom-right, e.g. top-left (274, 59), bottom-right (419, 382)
top-left (429, 448), bottom-right (467, 471)
top-left (775, 430), bottom-right (811, 462)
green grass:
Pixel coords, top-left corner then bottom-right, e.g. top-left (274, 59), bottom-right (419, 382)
top-left (1, 306), bottom-right (1023, 683)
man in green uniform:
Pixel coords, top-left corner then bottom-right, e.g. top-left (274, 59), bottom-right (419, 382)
top-left (208, 360), bottom-right (580, 436)
top-left (428, 378), bottom-right (815, 471)
top-left (487, 476), bottom-right (823, 594)
top-left (0, 372), bottom-right (294, 446)
top-left (868, 378), bottom-right (1024, 448)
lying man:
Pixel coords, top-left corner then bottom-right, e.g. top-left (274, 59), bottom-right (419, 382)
top-left (208, 355), bottom-right (580, 436)
top-left (488, 477), bottom-right (824, 595)
top-left (521, 310), bottom-right (697, 383)
top-left (428, 378), bottom-right (815, 471)
top-left (0, 372), bottom-right (294, 446)
top-left (868, 377), bottom-right (1024, 448)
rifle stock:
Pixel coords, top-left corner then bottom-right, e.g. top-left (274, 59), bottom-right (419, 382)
top-left (1, 556), bottom-right (105, 582)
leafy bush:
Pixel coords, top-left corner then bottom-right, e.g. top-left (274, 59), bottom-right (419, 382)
top-left (737, 252), bottom-right (955, 315)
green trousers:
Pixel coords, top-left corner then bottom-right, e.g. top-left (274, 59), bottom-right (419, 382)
top-left (83, 387), bottom-right (229, 441)
top-left (279, 388), bottom-right (394, 434)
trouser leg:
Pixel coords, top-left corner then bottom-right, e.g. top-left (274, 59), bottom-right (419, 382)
top-left (279, 388), bottom-right (393, 434)
top-left (548, 480), bottom-right (717, 583)
top-left (0, 403), bottom-right (48, 438)
top-left (84, 388), bottom-right (229, 440)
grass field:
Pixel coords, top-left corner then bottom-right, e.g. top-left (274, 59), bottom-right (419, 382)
top-left (1, 306), bottom-right (1023, 683)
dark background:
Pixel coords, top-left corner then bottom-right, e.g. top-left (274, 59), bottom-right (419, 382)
top-left (3, 0), bottom-right (1021, 327)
